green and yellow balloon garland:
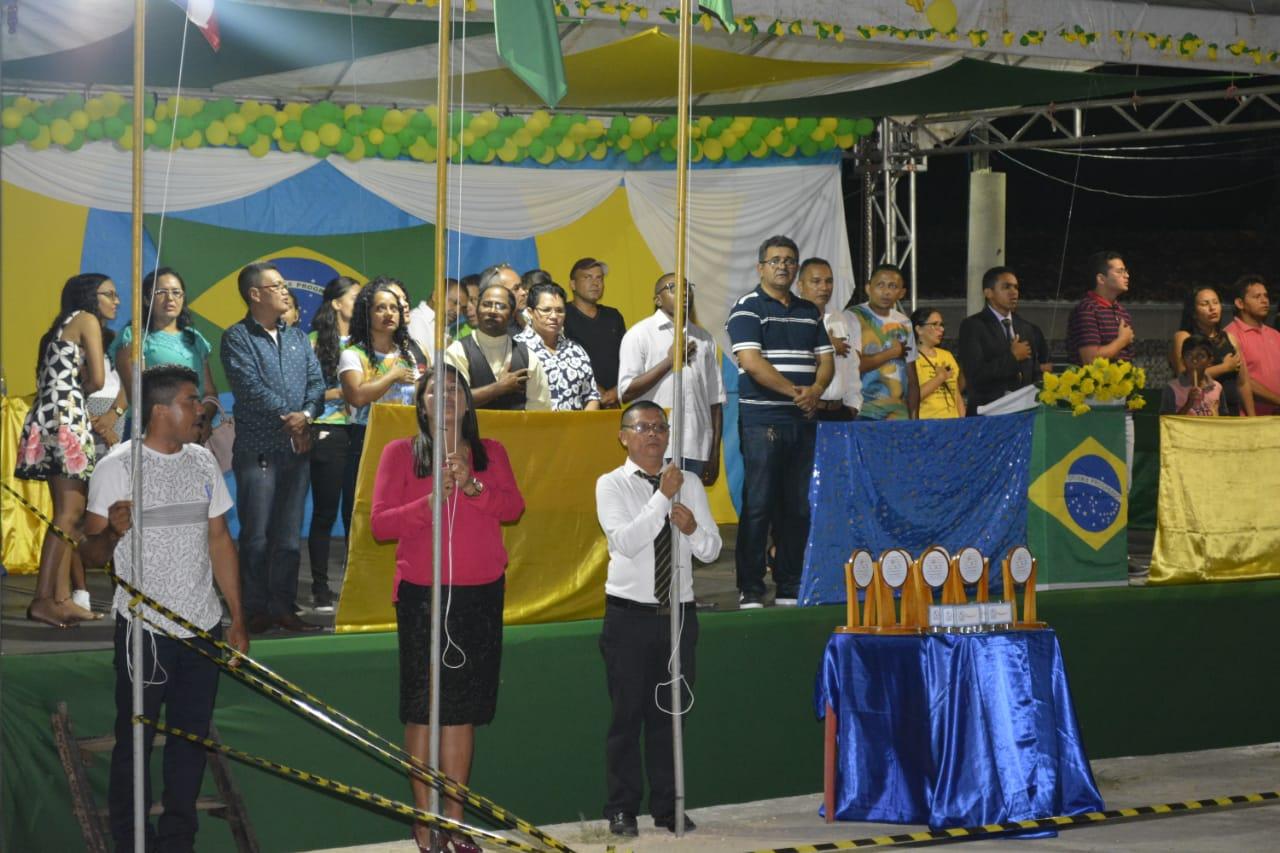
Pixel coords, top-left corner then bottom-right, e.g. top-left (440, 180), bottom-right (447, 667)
top-left (0, 92), bottom-right (875, 165)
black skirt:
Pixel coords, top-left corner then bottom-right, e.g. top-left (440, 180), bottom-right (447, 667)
top-left (396, 577), bottom-right (504, 727)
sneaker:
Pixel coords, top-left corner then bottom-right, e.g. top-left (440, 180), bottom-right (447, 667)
top-left (774, 597), bottom-right (798, 607)
top-left (738, 591), bottom-right (764, 610)
top-left (312, 589), bottom-right (335, 613)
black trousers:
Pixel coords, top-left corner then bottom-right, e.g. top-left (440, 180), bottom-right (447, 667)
top-left (109, 618), bottom-right (223, 853)
top-left (307, 424), bottom-right (352, 592)
top-left (599, 599), bottom-right (698, 820)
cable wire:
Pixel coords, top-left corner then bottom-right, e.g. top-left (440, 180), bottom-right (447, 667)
top-left (998, 150), bottom-right (1280, 199)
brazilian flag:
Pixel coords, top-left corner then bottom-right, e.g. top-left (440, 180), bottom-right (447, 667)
top-left (143, 216), bottom-right (436, 390)
top-left (1027, 406), bottom-right (1129, 585)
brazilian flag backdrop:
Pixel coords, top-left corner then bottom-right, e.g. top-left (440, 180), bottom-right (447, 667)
top-left (1027, 406), bottom-right (1129, 585)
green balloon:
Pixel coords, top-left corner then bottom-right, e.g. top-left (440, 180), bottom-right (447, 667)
top-left (33, 106), bottom-right (53, 124)
top-left (659, 146), bottom-right (677, 163)
top-left (800, 139), bottom-right (819, 157)
top-left (17, 117), bottom-right (39, 140)
top-left (345, 118), bottom-right (366, 137)
top-left (551, 114), bottom-right (573, 134)
top-left (751, 118), bottom-right (772, 136)
top-left (485, 130), bottom-right (505, 148)
top-left (466, 139), bottom-right (488, 161)
top-left (410, 112), bottom-right (431, 130)
top-left (65, 131), bottom-right (85, 151)
top-left (528, 138), bottom-right (547, 158)
top-left (103, 116), bottom-right (125, 139)
top-left (86, 120), bottom-right (105, 141)
top-left (583, 137), bottom-right (599, 153)
top-left (52, 97), bottom-right (76, 119)
top-left (254, 115), bottom-right (275, 134)
top-left (282, 120), bottom-right (304, 143)
top-left (301, 107), bottom-right (325, 131)
top-left (397, 128), bottom-right (417, 147)
top-left (364, 106), bottom-right (388, 128)
top-left (625, 144), bottom-right (645, 164)
top-left (742, 132), bottom-right (762, 150)
top-left (853, 117), bottom-right (875, 136)
top-left (1, 127), bottom-right (16, 146)
top-left (237, 126), bottom-right (259, 147)
top-left (657, 117), bottom-right (678, 140)
top-left (336, 131), bottom-right (354, 154)
top-left (798, 117), bottom-right (818, 133)
top-left (378, 137), bottom-right (401, 159)
top-left (610, 115), bottom-right (630, 137)
top-left (175, 116), bottom-right (195, 138)
top-left (819, 135), bottom-right (837, 152)
top-left (541, 129), bottom-right (563, 147)
top-left (836, 118), bottom-right (855, 136)
top-left (708, 116), bottom-right (731, 136)
top-left (152, 120), bottom-right (174, 148)
top-left (193, 112), bottom-right (212, 131)
top-left (727, 142), bottom-right (748, 162)
top-left (787, 127), bottom-right (807, 146)
top-left (213, 98), bottom-right (237, 117)
top-left (498, 115), bottom-right (523, 135)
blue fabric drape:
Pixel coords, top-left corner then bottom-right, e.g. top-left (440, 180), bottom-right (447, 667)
top-left (815, 630), bottom-right (1103, 831)
top-left (800, 412), bottom-right (1035, 605)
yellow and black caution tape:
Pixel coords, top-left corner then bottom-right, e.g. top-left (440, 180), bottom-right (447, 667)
top-left (746, 791), bottom-right (1280, 851)
top-left (1, 480), bottom-right (80, 546)
top-left (137, 717), bottom-right (553, 853)
top-left (109, 570), bottom-right (573, 853)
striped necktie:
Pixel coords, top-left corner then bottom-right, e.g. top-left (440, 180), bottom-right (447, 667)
top-left (635, 470), bottom-right (673, 607)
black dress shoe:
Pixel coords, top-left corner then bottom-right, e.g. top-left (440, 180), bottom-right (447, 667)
top-left (653, 813), bottom-right (697, 833)
top-left (246, 613), bottom-right (276, 635)
top-left (276, 612), bottom-right (323, 633)
top-left (607, 812), bottom-right (638, 837)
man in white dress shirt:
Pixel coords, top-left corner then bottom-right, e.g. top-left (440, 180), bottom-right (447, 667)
top-left (617, 273), bottom-right (726, 484)
top-left (797, 258), bottom-right (861, 419)
top-left (595, 401), bottom-right (721, 838)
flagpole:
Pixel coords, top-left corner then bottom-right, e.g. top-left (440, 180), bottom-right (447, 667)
top-left (428, 0), bottom-right (453, 820)
top-left (129, 0), bottom-right (147, 850)
top-left (668, 0), bottom-right (695, 838)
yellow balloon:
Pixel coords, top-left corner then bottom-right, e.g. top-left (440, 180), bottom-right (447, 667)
top-left (810, 128), bottom-right (827, 142)
top-left (383, 109), bottom-right (407, 134)
top-left (240, 101), bottom-right (262, 121)
top-left (31, 126), bottom-right (52, 151)
top-left (585, 118), bottom-right (605, 138)
top-left (117, 132), bottom-right (133, 151)
top-left (144, 118), bottom-right (157, 135)
top-left (497, 139), bottom-right (519, 162)
top-left (318, 123), bottom-right (342, 147)
top-left (730, 118), bottom-right (751, 137)
top-left (272, 127), bottom-right (283, 141)
top-left (423, 105), bottom-right (439, 123)
top-left (278, 139), bottom-right (297, 153)
top-left (476, 110), bottom-right (499, 132)
top-left (275, 111), bottom-right (289, 127)
top-left (629, 114), bottom-right (653, 139)
top-left (556, 137), bottom-right (576, 158)
top-left (568, 123), bottom-right (589, 143)
top-left (205, 120), bottom-right (229, 145)
top-left (535, 146), bottom-right (556, 165)
top-left (512, 127), bottom-right (533, 147)
top-left (345, 137), bottom-right (365, 162)
top-left (1, 108), bottom-right (21, 129)
top-left (925, 0), bottom-right (959, 34)
top-left (765, 127), bottom-right (784, 147)
top-left (818, 117), bottom-right (838, 133)
top-left (300, 130), bottom-right (320, 154)
top-left (181, 98), bottom-right (204, 118)
top-left (368, 127), bottom-right (385, 145)
top-left (590, 145), bottom-right (608, 161)
top-left (284, 102), bottom-right (305, 120)
top-left (483, 148), bottom-right (497, 163)
top-left (50, 119), bottom-right (75, 146)
top-left (249, 136), bottom-right (271, 158)
top-left (836, 133), bottom-right (855, 148)
top-left (703, 138), bottom-right (724, 160)
top-left (344, 103), bottom-right (363, 120)
top-left (616, 134), bottom-right (633, 151)
top-left (458, 129), bottom-right (473, 147)
top-left (784, 117), bottom-right (799, 129)
top-left (751, 142), bottom-right (770, 158)
top-left (86, 99), bottom-right (106, 121)
top-left (529, 109), bottom-right (551, 130)
top-left (182, 131), bottom-right (203, 149)
top-left (719, 130), bottom-right (738, 148)
top-left (69, 110), bottom-right (90, 131)
top-left (154, 104), bottom-right (170, 122)
top-left (224, 114), bottom-right (246, 135)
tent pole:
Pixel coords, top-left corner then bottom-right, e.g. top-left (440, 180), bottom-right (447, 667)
top-left (668, 0), bottom-right (694, 838)
top-left (129, 0), bottom-right (147, 851)
top-left (428, 0), bottom-right (453, 820)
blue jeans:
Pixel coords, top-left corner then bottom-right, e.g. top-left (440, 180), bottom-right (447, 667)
top-left (735, 421), bottom-right (816, 598)
top-left (232, 447), bottom-right (310, 618)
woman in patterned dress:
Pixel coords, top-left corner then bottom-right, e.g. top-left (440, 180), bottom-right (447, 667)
top-left (516, 282), bottom-right (602, 411)
top-left (16, 274), bottom-right (119, 627)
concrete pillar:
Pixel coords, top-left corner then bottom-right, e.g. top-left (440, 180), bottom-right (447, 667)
top-left (966, 169), bottom-right (1006, 318)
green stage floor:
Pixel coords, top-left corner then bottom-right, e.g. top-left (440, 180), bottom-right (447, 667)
top-left (4, 578), bottom-right (1280, 852)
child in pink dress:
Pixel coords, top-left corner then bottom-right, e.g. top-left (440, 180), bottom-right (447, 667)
top-left (1161, 334), bottom-right (1222, 416)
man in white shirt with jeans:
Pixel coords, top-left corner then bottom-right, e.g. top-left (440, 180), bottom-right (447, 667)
top-left (595, 401), bottom-right (721, 838)
top-left (617, 273), bottom-right (726, 484)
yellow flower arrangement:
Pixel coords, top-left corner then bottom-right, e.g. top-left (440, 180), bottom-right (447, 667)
top-left (1039, 358), bottom-right (1147, 415)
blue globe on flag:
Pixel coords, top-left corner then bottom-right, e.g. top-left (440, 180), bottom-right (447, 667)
top-left (1063, 455), bottom-right (1123, 533)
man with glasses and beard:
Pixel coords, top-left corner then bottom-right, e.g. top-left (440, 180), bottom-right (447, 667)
top-left (445, 284), bottom-right (551, 411)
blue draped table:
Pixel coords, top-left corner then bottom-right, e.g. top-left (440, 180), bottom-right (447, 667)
top-left (815, 629), bottom-right (1103, 831)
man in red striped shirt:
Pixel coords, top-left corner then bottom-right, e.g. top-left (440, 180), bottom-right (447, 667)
top-left (1066, 251), bottom-right (1135, 365)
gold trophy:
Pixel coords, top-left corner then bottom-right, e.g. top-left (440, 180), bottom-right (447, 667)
top-left (916, 545), bottom-right (952, 630)
top-left (837, 548), bottom-right (878, 633)
top-left (1002, 545), bottom-right (1045, 629)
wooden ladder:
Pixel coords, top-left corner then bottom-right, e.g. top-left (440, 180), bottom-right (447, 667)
top-left (50, 701), bottom-right (260, 853)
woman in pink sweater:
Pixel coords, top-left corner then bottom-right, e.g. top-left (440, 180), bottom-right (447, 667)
top-left (371, 364), bottom-right (524, 853)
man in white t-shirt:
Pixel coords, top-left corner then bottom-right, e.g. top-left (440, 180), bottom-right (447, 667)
top-left (618, 273), bottom-right (726, 484)
top-left (796, 258), bottom-right (862, 420)
top-left (407, 278), bottom-right (472, 352)
top-left (81, 364), bottom-right (247, 853)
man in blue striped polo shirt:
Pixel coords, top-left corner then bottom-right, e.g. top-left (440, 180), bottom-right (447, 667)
top-left (726, 235), bottom-right (834, 608)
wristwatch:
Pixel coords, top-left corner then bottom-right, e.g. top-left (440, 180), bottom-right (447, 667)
top-left (465, 477), bottom-right (485, 496)
top-left (304, 412), bottom-right (314, 425)
top-left (112, 406), bottom-right (126, 417)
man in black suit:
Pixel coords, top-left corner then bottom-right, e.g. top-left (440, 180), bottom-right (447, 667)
top-left (957, 266), bottom-right (1051, 414)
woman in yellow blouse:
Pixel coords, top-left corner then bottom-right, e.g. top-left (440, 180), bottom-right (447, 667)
top-left (911, 307), bottom-right (966, 419)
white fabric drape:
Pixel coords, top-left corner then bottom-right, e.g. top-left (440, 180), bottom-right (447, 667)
top-left (0, 144), bottom-right (316, 213)
top-left (329, 158), bottom-right (623, 239)
top-left (0, 0), bottom-right (133, 62)
top-left (625, 163), bottom-right (856, 354)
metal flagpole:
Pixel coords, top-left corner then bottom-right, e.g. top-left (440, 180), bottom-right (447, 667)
top-left (428, 0), bottom-right (453, 818)
top-left (668, 0), bottom-right (694, 838)
top-left (129, 0), bottom-right (147, 849)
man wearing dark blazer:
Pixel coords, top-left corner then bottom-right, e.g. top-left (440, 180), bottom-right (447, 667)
top-left (957, 266), bottom-right (1051, 414)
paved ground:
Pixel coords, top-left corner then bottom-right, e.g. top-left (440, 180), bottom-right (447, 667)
top-left (315, 743), bottom-right (1280, 853)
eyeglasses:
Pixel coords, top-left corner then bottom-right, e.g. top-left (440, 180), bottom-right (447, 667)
top-left (478, 300), bottom-right (510, 311)
top-left (921, 321), bottom-right (944, 328)
top-left (660, 282), bottom-right (696, 293)
top-left (152, 289), bottom-right (184, 300)
top-left (762, 257), bottom-right (798, 269)
top-left (623, 422), bottom-right (670, 435)
top-left (533, 306), bottom-right (566, 317)
top-left (254, 282), bottom-right (290, 294)
top-left (97, 290), bottom-right (121, 302)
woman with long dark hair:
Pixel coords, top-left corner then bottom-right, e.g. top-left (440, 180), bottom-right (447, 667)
top-left (306, 275), bottom-right (361, 612)
top-left (1169, 286), bottom-right (1255, 416)
top-left (113, 267), bottom-right (219, 440)
top-left (16, 273), bottom-right (119, 627)
top-left (370, 365), bottom-right (523, 852)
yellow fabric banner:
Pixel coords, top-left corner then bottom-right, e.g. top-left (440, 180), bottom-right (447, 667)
top-left (1149, 415), bottom-right (1280, 584)
top-left (1, 396), bottom-right (52, 573)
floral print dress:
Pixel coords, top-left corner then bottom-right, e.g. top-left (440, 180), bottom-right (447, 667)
top-left (15, 312), bottom-right (96, 482)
